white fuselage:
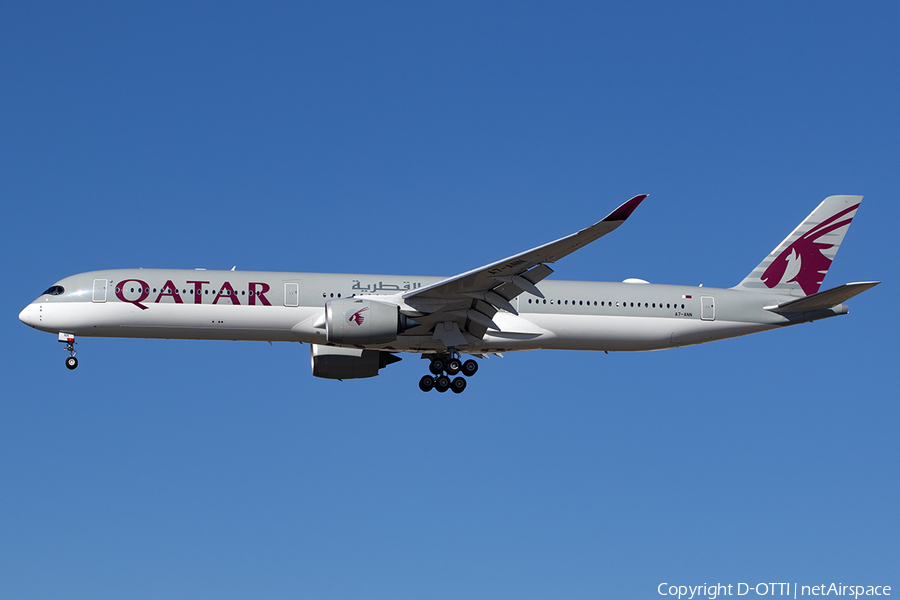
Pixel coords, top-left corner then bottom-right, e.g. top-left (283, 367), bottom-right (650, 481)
top-left (20, 268), bottom-right (831, 355)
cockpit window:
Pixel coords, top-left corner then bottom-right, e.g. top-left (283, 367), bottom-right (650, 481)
top-left (43, 285), bottom-right (65, 296)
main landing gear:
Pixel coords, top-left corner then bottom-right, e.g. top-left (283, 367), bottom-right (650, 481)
top-left (59, 332), bottom-right (78, 370)
top-left (418, 352), bottom-right (479, 394)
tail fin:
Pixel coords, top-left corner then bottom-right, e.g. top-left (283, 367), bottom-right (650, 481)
top-left (734, 195), bottom-right (862, 296)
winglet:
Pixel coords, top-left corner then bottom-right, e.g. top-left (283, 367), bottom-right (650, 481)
top-left (602, 194), bottom-right (648, 223)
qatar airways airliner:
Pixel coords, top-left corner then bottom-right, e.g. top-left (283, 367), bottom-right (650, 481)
top-left (19, 194), bottom-right (878, 393)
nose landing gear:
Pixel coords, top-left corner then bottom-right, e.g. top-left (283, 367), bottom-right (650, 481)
top-left (419, 351), bottom-right (478, 394)
top-left (59, 332), bottom-right (78, 370)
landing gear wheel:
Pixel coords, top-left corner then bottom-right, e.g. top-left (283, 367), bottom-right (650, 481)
top-left (419, 375), bottom-right (435, 392)
top-left (430, 358), bottom-right (445, 375)
top-left (447, 358), bottom-right (461, 375)
top-left (65, 356), bottom-right (78, 370)
top-left (450, 377), bottom-right (467, 394)
top-left (462, 359), bottom-right (478, 377)
top-left (435, 375), bottom-right (451, 393)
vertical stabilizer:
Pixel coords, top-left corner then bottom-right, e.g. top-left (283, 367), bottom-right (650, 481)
top-left (734, 195), bottom-right (862, 296)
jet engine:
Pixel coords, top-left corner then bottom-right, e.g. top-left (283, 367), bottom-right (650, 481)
top-left (310, 344), bottom-right (401, 379)
top-left (325, 298), bottom-right (418, 345)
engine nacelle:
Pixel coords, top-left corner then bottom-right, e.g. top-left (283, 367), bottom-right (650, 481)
top-left (326, 298), bottom-right (409, 345)
top-left (310, 344), bottom-right (401, 379)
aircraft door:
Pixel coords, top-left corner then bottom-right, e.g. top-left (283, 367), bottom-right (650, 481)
top-left (92, 278), bottom-right (108, 303)
top-left (700, 296), bottom-right (715, 321)
top-left (284, 282), bottom-right (299, 307)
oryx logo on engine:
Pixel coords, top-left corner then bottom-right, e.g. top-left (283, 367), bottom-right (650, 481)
top-left (348, 307), bottom-right (369, 326)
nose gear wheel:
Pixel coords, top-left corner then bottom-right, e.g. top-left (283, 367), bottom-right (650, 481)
top-left (60, 334), bottom-right (78, 370)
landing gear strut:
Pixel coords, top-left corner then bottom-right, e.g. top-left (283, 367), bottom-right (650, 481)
top-left (59, 332), bottom-right (78, 370)
top-left (419, 351), bottom-right (477, 394)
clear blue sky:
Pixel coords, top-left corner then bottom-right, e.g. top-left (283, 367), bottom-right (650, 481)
top-left (2, 3), bottom-right (897, 599)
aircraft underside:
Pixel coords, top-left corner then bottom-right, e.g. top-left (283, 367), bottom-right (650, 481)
top-left (23, 298), bottom-right (782, 392)
top-left (24, 300), bottom-right (777, 350)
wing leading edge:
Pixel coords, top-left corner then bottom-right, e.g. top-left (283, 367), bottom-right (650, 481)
top-left (400, 194), bottom-right (647, 346)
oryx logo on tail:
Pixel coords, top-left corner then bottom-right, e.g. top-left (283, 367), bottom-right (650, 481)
top-left (735, 196), bottom-right (862, 296)
top-left (348, 307), bottom-right (369, 325)
top-left (760, 203), bottom-right (859, 295)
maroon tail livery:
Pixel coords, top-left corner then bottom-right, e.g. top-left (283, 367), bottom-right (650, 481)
top-left (735, 195), bottom-right (862, 296)
top-left (760, 203), bottom-right (860, 295)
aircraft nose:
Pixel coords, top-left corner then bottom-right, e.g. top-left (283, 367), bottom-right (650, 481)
top-left (19, 303), bottom-right (39, 327)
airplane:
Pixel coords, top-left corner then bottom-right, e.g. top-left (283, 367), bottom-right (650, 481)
top-left (19, 194), bottom-right (879, 393)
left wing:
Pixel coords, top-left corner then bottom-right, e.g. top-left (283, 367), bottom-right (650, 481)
top-left (399, 194), bottom-right (647, 347)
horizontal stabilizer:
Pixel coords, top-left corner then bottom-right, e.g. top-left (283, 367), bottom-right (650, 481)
top-left (764, 281), bottom-right (880, 313)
